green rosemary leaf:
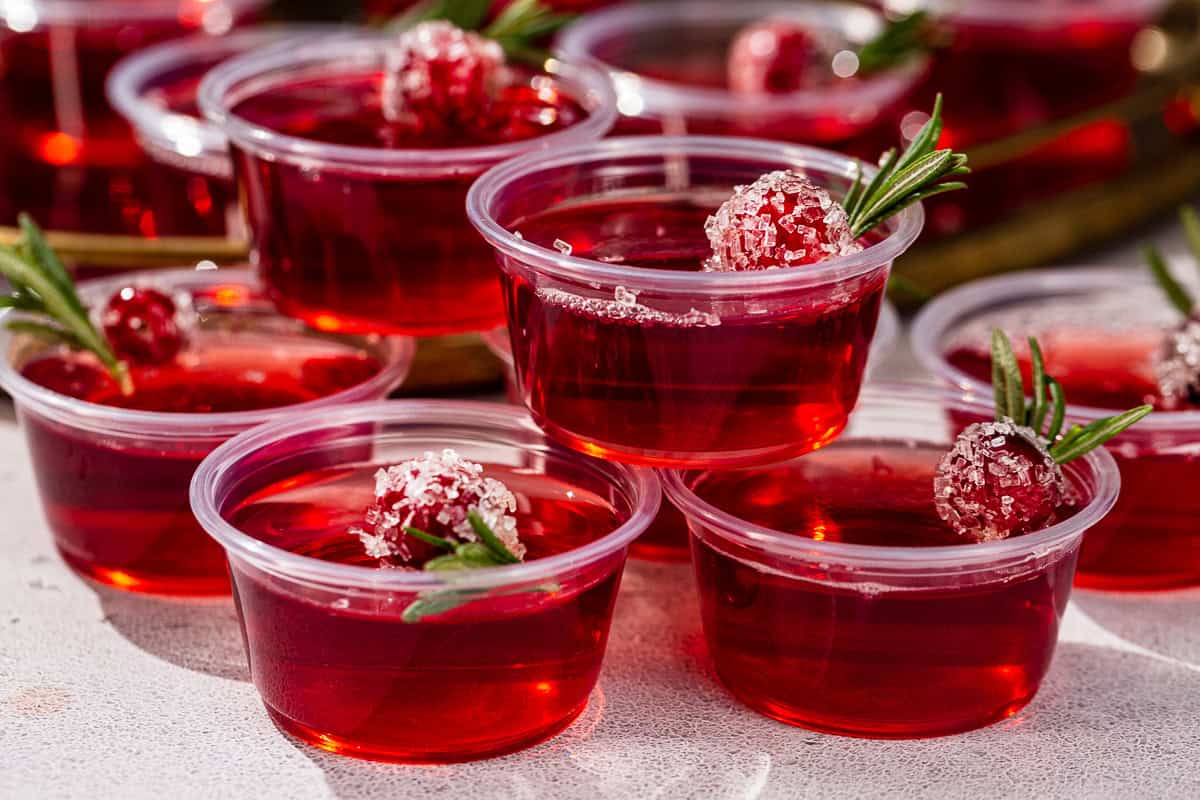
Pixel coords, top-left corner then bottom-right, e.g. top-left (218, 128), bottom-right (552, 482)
top-left (396, 0), bottom-right (491, 30)
top-left (1029, 338), bottom-right (1049, 433)
top-left (893, 93), bottom-right (944, 175)
top-left (0, 292), bottom-right (45, 312)
top-left (401, 581), bottom-right (559, 623)
top-left (1143, 245), bottom-right (1193, 317)
top-left (991, 329), bottom-right (1025, 422)
top-left (5, 320), bottom-right (82, 349)
top-left (1045, 377), bottom-right (1066, 442)
top-left (991, 335), bottom-right (1007, 422)
top-left (402, 526), bottom-right (457, 551)
top-left (0, 229), bottom-right (131, 395)
top-left (856, 12), bottom-right (933, 77)
top-left (468, 509), bottom-right (520, 564)
top-left (1180, 205), bottom-right (1200, 275)
top-left (1049, 405), bottom-right (1153, 464)
top-left (842, 165), bottom-right (866, 219)
top-left (1053, 423), bottom-right (1086, 453)
top-left (846, 148), bottom-right (896, 223)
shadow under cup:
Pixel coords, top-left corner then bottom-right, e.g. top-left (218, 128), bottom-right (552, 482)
top-left (190, 401), bottom-right (660, 763)
top-left (468, 136), bottom-right (923, 468)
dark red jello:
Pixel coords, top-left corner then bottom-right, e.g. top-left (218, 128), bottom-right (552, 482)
top-left (198, 35), bottom-right (615, 336)
top-left (0, 269), bottom-right (412, 594)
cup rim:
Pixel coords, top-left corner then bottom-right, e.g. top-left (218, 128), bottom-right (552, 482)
top-left (911, 264), bottom-right (1200, 429)
top-left (2, 0), bottom-right (269, 25)
top-left (196, 32), bottom-right (618, 177)
top-left (555, 0), bottom-right (929, 118)
top-left (662, 382), bottom-right (1121, 570)
top-left (466, 134), bottom-right (925, 293)
top-left (189, 400), bottom-right (662, 591)
top-left (0, 267), bottom-right (416, 437)
top-left (106, 25), bottom-right (343, 178)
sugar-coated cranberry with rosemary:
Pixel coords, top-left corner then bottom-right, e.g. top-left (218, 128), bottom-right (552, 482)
top-left (1154, 314), bottom-right (1200, 410)
top-left (351, 448), bottom-right (525, 566)
top-left (933, 420), bottom-right (1072, 543)
top-left (101, 287), bottom-right (184, 366)
top-left (382, 20), bottom-right (506, 131)
top-left (704, 170), bottom-right (861, 271)
top-left (727, 19), bottom-right (832, 95)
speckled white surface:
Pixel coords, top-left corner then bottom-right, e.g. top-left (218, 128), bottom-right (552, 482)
top-left (3, 223), bottom-right (1200, 798)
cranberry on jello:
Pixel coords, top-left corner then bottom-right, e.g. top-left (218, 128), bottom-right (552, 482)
top-left (198, 28), bottom-right (616, 336)
top-left (0, 263), bottom-right (413, 595)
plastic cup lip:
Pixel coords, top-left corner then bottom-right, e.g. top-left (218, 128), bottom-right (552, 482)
top-left (0, 266), bottom-right (416, 439)
top-left (106, 25), bottom-right (344, 179)
top-left (190, 399), bottom-right (663, 592)
top-left (662, 381), bottom-right (1121, 571)
top-left (911, 264), bottom-right (1200, 431)
top-left (910, 0), bottom-right (1170, 26)
top-left (1, 0), bottom-right (269, 26)
top-left (466, 134), bottom-right (924, 294)
top-left (197, 32), bottom-right (619, 178)
top-left (555, 0), bottom-right (929, 119)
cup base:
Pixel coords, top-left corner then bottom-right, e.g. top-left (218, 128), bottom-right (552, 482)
top-left (59, 548), bottom-right (231, 597)
top-left (264, 699), bottom-right (586, 764)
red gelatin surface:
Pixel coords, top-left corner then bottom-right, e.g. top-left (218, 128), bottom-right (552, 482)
top-left (230, 69), bottom-right (587, 336)
top-left (0, 9), bottom-right (253, 237)
top-left (225, 463), bottom-right (624, 762)
top-left (687, 441), bottom-right (1079, 737)
top-left (503, 195), bottom-right (885, 466)
top-left (945, 330), bottom-right (1200, 590)
top-left (19, 339), bottom-right (382, 595)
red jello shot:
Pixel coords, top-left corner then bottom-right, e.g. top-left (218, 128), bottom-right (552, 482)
top-left (189, 401), bottom-right (659, 762)
top-left (196, 34), bottom-right (617, 336)
top-left (663, 384), bottom-right (1120, 738)
top-left (556, 1), bottom-right (928, 150)
top-left (913, 266), bottom-right (1200, 590)
top-left (107, 27), bottom-right (334, 239)
top-left (0, 268), bottom-right (414, 595)
top-left (467, 135), bottom-right (923, 467)
top-left (0, 0), bottom-right (266, 236)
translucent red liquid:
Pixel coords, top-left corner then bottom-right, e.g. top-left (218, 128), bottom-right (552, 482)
top-left (19, 339), bottom-right (381, 595)
top-left (0, 14), bottom-right (249, 236)
top-left (503, 195), bottom-right (885, 466)
top-left (687, 442), bottom-right (1079, 737)
top-left (225, 463), bottom-right (625, 762)
top-left (946, 336), bottom-right (1200, 590)
top-left (230, 70), bottom-right (587, 336)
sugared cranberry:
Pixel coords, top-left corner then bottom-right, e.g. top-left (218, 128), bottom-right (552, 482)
top-left (382, 20), bottom-right (505, 131)
top-left (727, 19), bottom-right (831, 95)
top-left (933, 420), bottom-right (1072, 542)
top-left (351, 449), bottom-right (525, 565)
top-left (1155, 314), bottom-right (1200, 409)
top-left (704, 170), bottom-right (861, 271)
top-left (101, 287), bottom-right (184, 366)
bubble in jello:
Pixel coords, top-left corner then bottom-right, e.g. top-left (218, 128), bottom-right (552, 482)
top-left (934, 420), bottom-right (1072, 542)
top-left (350, 448), bottom-right (525, 563)
top-left (703, 170), bottom-right (861, 272)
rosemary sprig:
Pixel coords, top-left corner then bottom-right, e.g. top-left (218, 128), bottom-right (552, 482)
top-left (401, 509), bottom-right (555, 623)
top-left (856, 11), bottom-right (939, 76)
top-left (844, 94), bottom-right (970, 239)
top-left (1144, 205), bottom-right (1199, 317)
top-left (0, 214), bottom-right (131, 394)
top-left (388, 0), bottom-right (572, 63)
top-left (989, 329), bottom-right (1152, 464)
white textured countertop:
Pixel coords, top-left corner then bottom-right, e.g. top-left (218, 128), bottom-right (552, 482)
top-left (3, 222), bottom-right (1199, 799)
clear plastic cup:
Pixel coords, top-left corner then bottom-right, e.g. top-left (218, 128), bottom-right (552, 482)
top-left (106, 26), bottom-right (337, 239)
top-left (467, 135), bottom-right (924, 468)
top-left (0, 0), bottom-right (268, 236)
top-left (555, 1), bottom-right (928, 147)
top-left (912, 265), bottom-right (1200, 590)
top-left (0, 267), bottom-right (415, 595)
top-left (663, 383), bottom-right (1120, 738)
top-left (197, 34), bottom-right (618, 336)
top-left (189, 400), bottom-right (660, 763)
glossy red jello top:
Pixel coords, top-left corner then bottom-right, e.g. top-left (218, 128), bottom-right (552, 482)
top-left (229, 69), bottom-right (587, 150)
